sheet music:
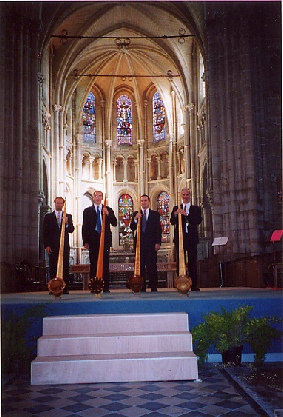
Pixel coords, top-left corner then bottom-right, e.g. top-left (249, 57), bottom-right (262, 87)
top-left (212, 237), bottom-right (229, 246)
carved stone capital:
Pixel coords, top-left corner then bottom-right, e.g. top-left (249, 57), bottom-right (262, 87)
top-left (185, 103), bottom-right (195, 112)
top-left (42, 108), bottom-right (51, 131)
top-left (38, 73), bottom-right (45, 85)
top-left (53, 104), bottom-right (63, 113)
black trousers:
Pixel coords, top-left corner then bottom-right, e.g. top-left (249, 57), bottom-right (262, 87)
top-left (175, 242), bottom-right (198, 289)
top-left (88, 243), bottom-right (110, 291)
top-left (140, 248), bottom-right (158, 291)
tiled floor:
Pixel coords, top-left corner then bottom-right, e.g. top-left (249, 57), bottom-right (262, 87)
top-left (2, 364), bottom-right (267, 417)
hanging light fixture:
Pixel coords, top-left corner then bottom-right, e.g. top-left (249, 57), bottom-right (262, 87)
top-left (115, 37), bottom-right (131, 50)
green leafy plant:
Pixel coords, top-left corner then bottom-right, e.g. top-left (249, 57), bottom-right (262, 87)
top-left (191, 305), bottom-right (282, 366)
top-left (1, 303), bottom-right (52, 375)
top-left (246, 316), bottom-right (282, 365)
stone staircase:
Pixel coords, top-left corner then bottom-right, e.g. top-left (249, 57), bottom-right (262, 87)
top-left (31, 312), bottom-right (198, 385)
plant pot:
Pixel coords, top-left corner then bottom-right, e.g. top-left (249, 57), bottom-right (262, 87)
top-left (222, 345), bottom-right (243, 366)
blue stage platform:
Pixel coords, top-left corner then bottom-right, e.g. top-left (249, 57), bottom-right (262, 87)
top-left (2, 287), bottom-right (283, 362)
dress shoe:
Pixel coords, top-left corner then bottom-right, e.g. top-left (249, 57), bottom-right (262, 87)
top-left (191, 287), bottom-right (200, 291)
top-left (63, 289), bottom-right (69, 294)
top-left (103, 290), bottom-right (110, 293)
top-left (151, 288), bottom-right (157, 292)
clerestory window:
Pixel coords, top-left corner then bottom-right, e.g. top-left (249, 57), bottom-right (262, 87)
top-left (82, 92), bottom-right (96, 143)
top-left (117, 95), bottom-right (132, 145)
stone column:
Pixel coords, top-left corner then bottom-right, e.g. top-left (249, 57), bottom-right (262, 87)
top-left (157, 155), bottom-right (161, 180)
top-left (98, 158), bottom-right (103, 180)
top-left (137, 140), bottom-right (145, 195)
top-left (53, 104), bottom-right (63, 196)
top-left (123, 158), bottom-right (127, 181)
top-left (74, 134), bottom-right (82, 263)
top-left (147, 157), bottom-right (151, 181)
top-left (105, 140), bottom-right (112, 202)
top-left (89, 156), bottom-right (94, 179)
top-left (168, 133), bottom-right (175, 208)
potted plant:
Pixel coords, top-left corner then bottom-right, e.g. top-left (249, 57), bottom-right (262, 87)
top-left (191, 305), bottom-right (282, 366)
top-left (246, 316), bottom-right (282, 365)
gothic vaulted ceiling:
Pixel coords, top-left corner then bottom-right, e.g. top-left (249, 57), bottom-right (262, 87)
top-left (39, 2), bottom-right (205, 112)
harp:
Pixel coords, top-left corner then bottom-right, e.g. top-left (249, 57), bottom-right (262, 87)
top-left (127, 215), bottom-right (144, 293)
top-left (48, 204), bottom-right (67, 299)
top-left (174, 209), bottom-right (192, 295)
top-left (88, 196), bottom-right (106, 297)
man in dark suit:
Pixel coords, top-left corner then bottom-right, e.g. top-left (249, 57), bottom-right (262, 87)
top-left (43, 197), bottom-right (75, 294)
top-left (82, 191), bottom-right (117, 292)
top-left (170, 188), bottom-right (202, 291)
top-left (130, 194), bottom-right (162, 292)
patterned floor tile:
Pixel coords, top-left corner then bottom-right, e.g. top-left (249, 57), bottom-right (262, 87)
top-left (1, 364), bottom-right (268, 417)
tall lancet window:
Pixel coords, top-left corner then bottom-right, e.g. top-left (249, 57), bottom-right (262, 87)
top-left (157, 191), bottom-right (170, 243)
top-left (200, 53), bottom-right (206, 100)
top-left (82, 92), bottom-right (96, 143)
top-left (153, 91), bottom-right (166, 142)
top-left (117, 95), bottom-right (132, 145)
top-left (118, 193), bottom-right (134, 248)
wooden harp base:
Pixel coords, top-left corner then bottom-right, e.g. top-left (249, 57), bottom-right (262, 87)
top-left (174, 275), bottom-right (192, 295)
top-left (127, 275), bottom-right (144, 293)
top-left (88, 277), bottom-right (104, 297)
top-left (48, 277), bottom-right (66, 299)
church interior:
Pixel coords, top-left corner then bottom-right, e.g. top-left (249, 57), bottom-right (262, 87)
top-left (1, 1), bottom-right (282, 292)
top-left (1, 4), bottom-right (283, 411)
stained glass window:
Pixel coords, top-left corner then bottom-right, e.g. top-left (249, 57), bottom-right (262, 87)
top-left (83, 92), bottom-right (96, 143)
top-left (157, 191), bottom-right (170, 243)
top-left (153, 91), bottom-right (166, 142)
top-left (118, 193), bottom-right (134, 248)
top-left (117, 95), bottom-right (132, 145)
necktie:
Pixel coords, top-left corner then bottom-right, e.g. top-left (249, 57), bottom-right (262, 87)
top-left (56, 212), bottom-right (61, 228)
top-left (142, 209), bottom-right (147, 232)
top-left (183, 205), bottom-right (188, 233)
top-left (96, 207), bottom-right (101, 233)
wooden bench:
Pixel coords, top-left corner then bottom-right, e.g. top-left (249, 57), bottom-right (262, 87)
top-left (70, 262), bottom-right (177, 290)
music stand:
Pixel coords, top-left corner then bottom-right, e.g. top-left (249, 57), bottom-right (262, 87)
top-left (212, 237), bottom-right (229, 287)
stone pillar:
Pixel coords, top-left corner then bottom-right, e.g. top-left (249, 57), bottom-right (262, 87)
top-left (147, 157), bottom-right (151, 181)
top-left (157, 155), bottom-right (161, 180)
top-left (53, 104), bottom-right (63, 196)
top-left (123, 158), bottom-right (127, 181)
top-left (137, 140), bottom-right (145, 195)
top-left (105, 140), bottom-right (112, 202)
top-left (187, 103), bottom-right (196, 202)
top-left (74, 134), bottom-right (82, 263)
top-left (89, 156), bottom-right (94, 179)
top-left (113, 160), bottom-right (117, 182)
top-left (168, 133), bottom-right (175, 208)
top-left (99, 158), bottom-right (103, 180)
top-left (0, 10), bottom-right (42, 264)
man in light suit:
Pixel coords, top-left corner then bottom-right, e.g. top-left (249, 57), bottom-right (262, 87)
top-left (82, 191), bottom-right (117, 292)
top-left (130, 194), bottom-right (162, 292)
top-left (43, 197), bottom-right (75, 294)
top-left (170, 188), bottom-right (202, 291)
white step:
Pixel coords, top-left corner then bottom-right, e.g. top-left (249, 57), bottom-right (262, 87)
top-left (37, 331), bottom-right (193, 356)
top-left (31, 313), bottom-right (198, 385)
top-left (42, 312), bottom-right (189, 335)
top-left (31, 351), bottom-right (198, 385)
